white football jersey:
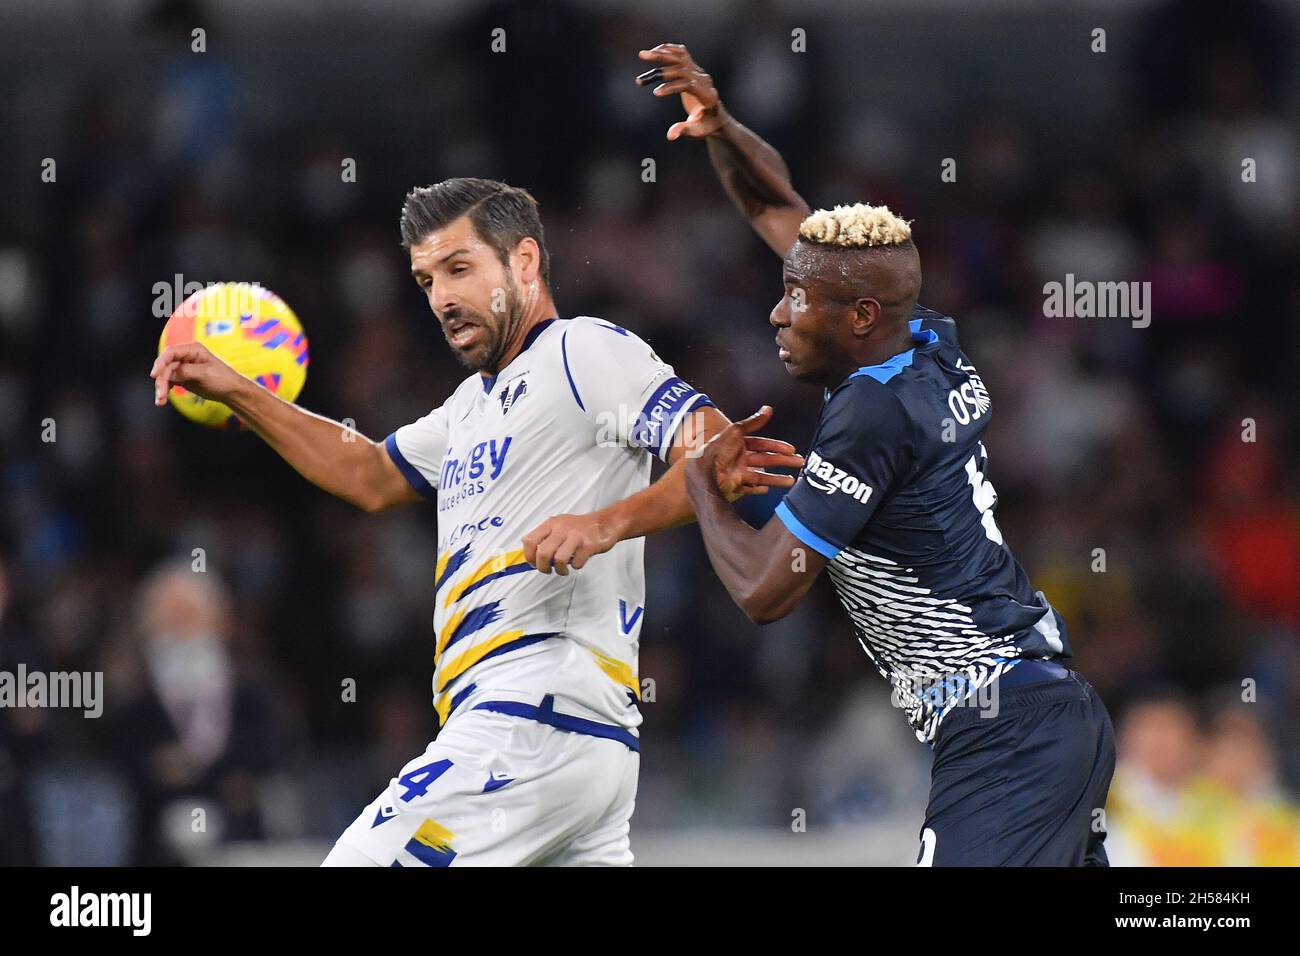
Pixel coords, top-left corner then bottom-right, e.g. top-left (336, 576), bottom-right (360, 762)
top-left (384, 316), bottom-right (713, 737)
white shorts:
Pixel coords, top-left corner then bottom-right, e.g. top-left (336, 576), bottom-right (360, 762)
top-left (325, 700), bottom-right (640, 866)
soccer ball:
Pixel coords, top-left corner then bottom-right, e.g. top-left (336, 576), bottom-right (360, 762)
top-left (158, 282), bottom-right (309, 428)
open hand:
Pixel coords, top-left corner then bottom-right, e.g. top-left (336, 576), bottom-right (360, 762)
top-left (693, 406), bottom-right (803, 498)
top-left (151, 342), bottom-right (243, 408)
top-left (636, 43), bottom-right (725, 140)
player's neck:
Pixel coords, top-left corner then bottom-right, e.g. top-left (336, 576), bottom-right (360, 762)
top-left (850, 322), bottom-right (915, 374)
top-left (813, 323), bottom-right (914, 386)
top-left (485, 294), bottom-right (560, 376)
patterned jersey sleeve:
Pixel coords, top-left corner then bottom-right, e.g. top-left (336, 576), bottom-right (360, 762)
top-left (562, 318), bottom-right (715, 463)
top-left (775, 376), bottom-right (914, 558)
top-left (384, 404), bottom-right (450, 502)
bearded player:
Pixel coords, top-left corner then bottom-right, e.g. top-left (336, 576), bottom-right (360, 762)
top-left (150, 177), bottom-right (801, 866)
top-left (638, 43), bottom-right (1116, 866)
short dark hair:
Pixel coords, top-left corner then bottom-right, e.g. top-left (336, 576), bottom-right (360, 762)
top-left (399, 178), bottom-right (550, 286)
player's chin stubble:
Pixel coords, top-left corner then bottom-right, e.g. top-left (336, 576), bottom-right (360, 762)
top-left (485, 281), bottom-right (526, 373)
top-left (449, 294), bottom-right (523, 374)
top-left (449, 316), bottom-right (495, 373)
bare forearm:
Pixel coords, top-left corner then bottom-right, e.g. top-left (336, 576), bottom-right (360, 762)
top-left (636, 43), bottom-right (808, 256)
top-left (684, 458), bottom-right (819, 623)
top-left (683, 462), bottom-right (768, 605)
top-left (224, 376), bottom-right (390, 511)
top-left (596, 458), bottom-right (699, 542)
top-left (707, 110), bottom-right (803, 215)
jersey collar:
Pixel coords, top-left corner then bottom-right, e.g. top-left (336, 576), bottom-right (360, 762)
top-left (480, 316), bottom-right (559, 392)
top-left (843, 319), bottom-right (939, 387)
top-left (907, 317), bottom-right (940, 347)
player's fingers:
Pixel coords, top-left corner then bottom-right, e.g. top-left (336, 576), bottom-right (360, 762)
top-left (154, 361), bottom-right (181, 405)
top-left (551, 533), bottom-right (582, 576)
top-left (743, 468), bottom-right (799, 488)
top-left (745, 450), bottom-right (804, 470)
top-left (637, 64), bottom-right (689, 85)
top-left (175, 360), bottom-right (203, 380)
top-left (736, 405), bottom-right (775, 434)
top-left (748, 468), bottom-right (795, 486)
top-left (546, 536), bottom-right (570, 576)
top-left (151, 350), bottom-right (179, 378)
top-left (533, 534), bottom-right (560, 574)
top-left (153, 350), bottom-right (206, 394)
top-left (166, 360), bottom-right (206, 394)
top-left (521, 522), bottom-right (550, 567)
top-left (668, 107), bottom-right (712, 140)
top-left (155, 343), bottom-right (205, 371)
top-left (743, 436), bottom-right (800, 456)
top-left (527, 524), bottom-right (563, 571)
top-left (153, 344), bottom-right (192, 370)
top-left (650, 64), bottom-right (688, 81)
top-left (638, 45), bottom-right (688, 64)
top-left (652, 79), bottom-right (694, 98)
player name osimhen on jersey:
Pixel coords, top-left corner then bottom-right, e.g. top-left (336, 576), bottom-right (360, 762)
top-left (384, 315), bottom-right (714, 742)
top-left (775, 306), bottom-right (1071, 745)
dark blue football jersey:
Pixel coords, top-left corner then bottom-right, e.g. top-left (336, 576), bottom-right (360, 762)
top-left (774, 305), bottom-right (1070, 744)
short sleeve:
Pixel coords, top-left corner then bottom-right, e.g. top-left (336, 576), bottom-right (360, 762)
top-left (775, 377), bottom-right (913, 559)
top-left (385, 404), bottom-right (450, 502)
top-left (563, 318), bottom-right (715, 462)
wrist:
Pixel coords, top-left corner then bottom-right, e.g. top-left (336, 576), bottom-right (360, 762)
top-left (684, 453), bottom-right (723, 502)
top-left (223, 374), bottom-right (258, 413)
top-left (706, 104), bottom-right (734, 139)
top-left (598, 501), bottom-right (635, 543)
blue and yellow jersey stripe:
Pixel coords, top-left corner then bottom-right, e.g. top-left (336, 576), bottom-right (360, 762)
top-left (434, 544), bottom-right (473, 596)
top-left (404, 818), bottom-right (457, 867)
top-left (435, 600), bottom-right (505, 665)
top-left (431, 547), bottom-right (554, 718)
top-left (436, 629), bottom-right (560, 695)
top-left (442, 549), bottom-right (534, 608)
top-left (430, 545), bottom-right (639, 725)
top-left (589, 648), bottom-right (639, 699)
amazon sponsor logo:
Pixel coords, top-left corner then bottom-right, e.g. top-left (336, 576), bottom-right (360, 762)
top-left (803, 451), bottom-right (873, 503)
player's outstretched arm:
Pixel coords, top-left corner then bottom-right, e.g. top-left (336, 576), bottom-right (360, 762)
top-left (151, 342), bottom-right (419, 513)
top-left (636, 42), bottom-right (811, 257)
top-left (683, 406), bottom-right (828, 624)
top-left (523, 405), bottom-right (803, 576)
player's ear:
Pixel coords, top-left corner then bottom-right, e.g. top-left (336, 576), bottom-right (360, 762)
top-left (851, 297), bottom-right (880, 338)
top-left (513, 236), bottom-right (542, 285)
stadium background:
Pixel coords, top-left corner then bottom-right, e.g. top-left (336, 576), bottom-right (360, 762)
top-left (1, 0), bottom-right (1298, 866)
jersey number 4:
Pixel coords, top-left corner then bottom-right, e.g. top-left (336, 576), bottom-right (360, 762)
top-left (397, 759), bottom-right (453, 802)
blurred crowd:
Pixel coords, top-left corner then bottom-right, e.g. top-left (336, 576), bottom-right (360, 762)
top-left (1, 0), bottom-right (1298, 865)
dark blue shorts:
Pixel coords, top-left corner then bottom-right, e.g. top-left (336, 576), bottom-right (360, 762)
top-left (917, 662), bottom-right (1116, 866)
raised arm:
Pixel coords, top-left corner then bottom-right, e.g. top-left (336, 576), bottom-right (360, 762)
top-left (151, 342), bottom-right (419, 514)
top-left (637, 42), bottom-right (811, 257)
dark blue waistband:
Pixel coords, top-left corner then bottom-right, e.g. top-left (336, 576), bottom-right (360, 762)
top-left (996, 657), bottom-right (1071, 691)
top-left (472, 695), bottom-right (641, 753)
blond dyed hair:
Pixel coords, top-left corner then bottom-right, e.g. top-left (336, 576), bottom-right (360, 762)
top-left (798, 203), bottom-right (913, 248)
